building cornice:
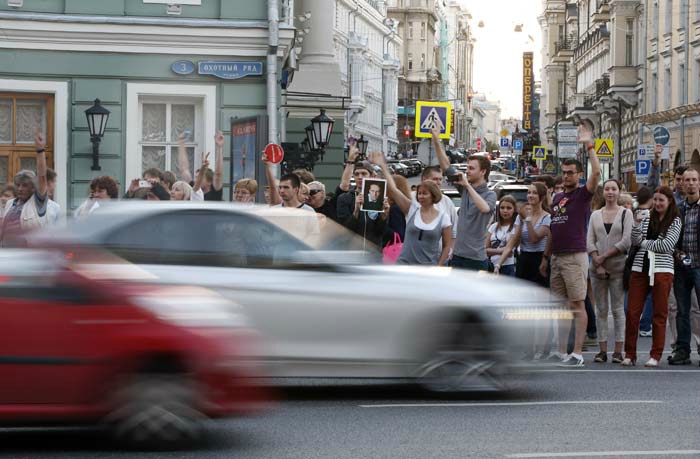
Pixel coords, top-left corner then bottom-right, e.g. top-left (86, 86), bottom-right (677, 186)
top-left (639, 102), bottom-right (700, 124)
top-left (0, 12), bottom-right (295, 57)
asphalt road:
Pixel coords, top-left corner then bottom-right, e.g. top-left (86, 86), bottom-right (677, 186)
top-left (2, 341), bottom-right (700, 459)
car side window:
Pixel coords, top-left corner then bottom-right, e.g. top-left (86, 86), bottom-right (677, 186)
top-left (104, 210), bottom-right (309, 268)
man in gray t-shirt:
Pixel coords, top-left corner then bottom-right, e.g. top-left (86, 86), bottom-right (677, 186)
top-left (432, 128), bottom-right (496, 271)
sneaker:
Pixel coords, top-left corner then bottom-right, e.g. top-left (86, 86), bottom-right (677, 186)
top-left (611, 352), bottom-right (624, 363)
top-left (557, 355), bottom-right (584, 367)
top-left (668, 350), bottom-right (692, 366)
top-left (531, 351), bottom-right (544, 362)
top-left (639, 330), bottom-right (652, 337)
top-left (545, 352), bottom-right (564, 363)
top-left (644, 358), bottom-right (659, 367)
top-left (621, 357), bottom-right (636, 366)
top-left (593, 352), bottom-right (607, 363)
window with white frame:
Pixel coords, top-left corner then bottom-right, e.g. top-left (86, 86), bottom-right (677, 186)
top-left (138, 98), bottom-right (201, 180)
top-left (421, 53), bottom-right (425, 69)
top-left (651, 72), bottom-right (658, 112)
top-left (665, 0), bottom-right (673, 33)
top-left (664, 67), bottom-right (672, 109)
top-left (653, 1), bottom-right (659, 38)
top-left (408, 22), bottom-right (414, 39)
top-left (679, 63), bottom-right (687, 105)
top-left (408, 53), bottom-right (413, 70)
top-left (421, 22), bottom-right (426, 39)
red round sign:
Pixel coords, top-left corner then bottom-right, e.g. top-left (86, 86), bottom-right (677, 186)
top-left (264, 143), bottom-right (284, 164)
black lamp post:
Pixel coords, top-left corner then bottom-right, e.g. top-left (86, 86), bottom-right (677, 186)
top-left (310, 109), bottom-right (335, 149)
top-left (84, 98), bottom-right (110, 171)
top-left (356, 134), bottom-right (369, 160)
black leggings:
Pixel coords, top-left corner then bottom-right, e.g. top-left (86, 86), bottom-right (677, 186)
top-left (516, 251), bottom-right (549, 288)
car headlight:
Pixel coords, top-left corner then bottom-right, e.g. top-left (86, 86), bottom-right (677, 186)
top-left (501, 307), bottom-right (574, 321)
top-left (133, 287), bottom-right (248, 328)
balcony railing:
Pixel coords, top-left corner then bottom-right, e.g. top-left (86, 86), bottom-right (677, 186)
top-left (595, 76), bottom-right (610, 99)
top-left (554, 38), bottom-right (576, 55)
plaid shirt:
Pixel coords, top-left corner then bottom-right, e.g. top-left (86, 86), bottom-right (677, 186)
top-left (681, 199), bottom-right (700, 269)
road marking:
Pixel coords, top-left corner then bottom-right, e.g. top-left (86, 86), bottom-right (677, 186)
top-left (506, 450), bottom-right (700, 458)
top-left (359, 400), bottom-right (662, 408)
top-left (533, 369), bottom-right (700, 373)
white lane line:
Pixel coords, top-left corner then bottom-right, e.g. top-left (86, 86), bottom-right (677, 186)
top-left (533, 369), bottom-right (700, 373)
top-left (506, 450), bottom-right (700, 458)
top-left (359, 400), bottom-right (662, 408)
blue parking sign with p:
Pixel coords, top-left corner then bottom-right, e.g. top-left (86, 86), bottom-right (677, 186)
top-left (500, 138), bottom-right (509, 148)
top-left (513, 139), bottom-right (523, 151)
top-left (635, 160), bottom-right (651, 176)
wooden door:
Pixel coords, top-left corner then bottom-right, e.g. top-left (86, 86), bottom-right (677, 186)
top-left (0, 93), bottom-right (54, 187)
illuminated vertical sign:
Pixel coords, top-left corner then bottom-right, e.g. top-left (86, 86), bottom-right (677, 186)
top-left (522, 52), bottom-right (534, 131)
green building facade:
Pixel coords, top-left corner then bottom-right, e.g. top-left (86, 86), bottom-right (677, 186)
top-left (0, 0), bottom-right (295, 210)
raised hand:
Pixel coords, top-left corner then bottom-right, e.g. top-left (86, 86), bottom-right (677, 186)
top-left (348, 144), bottom-right (359, 163)
top-left (430, 126), bottom-right (441, 139)
top-left (35, 130), bottom-right (45, 152)
top-left (368, 151), bottom-right (386, 167)
top-left (577, 121), bottom-right (594, 145)
top-left (215, 130), bottom-right (225, 148)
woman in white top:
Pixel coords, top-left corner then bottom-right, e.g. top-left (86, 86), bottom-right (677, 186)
top-left (486, 195), bottom-right (519, 276)
top-left (586, 179), bottom-right (634, 364)
top-left (371, 152), bottom-right (452, 266)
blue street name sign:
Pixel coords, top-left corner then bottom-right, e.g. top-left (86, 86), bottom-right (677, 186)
top-left (198, 61), bottom-right (263, 80)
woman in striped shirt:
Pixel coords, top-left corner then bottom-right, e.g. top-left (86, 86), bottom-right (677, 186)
top-left (623, 186), bottom-right (682, 367)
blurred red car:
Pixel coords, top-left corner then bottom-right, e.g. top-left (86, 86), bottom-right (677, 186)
top-left (0, 250), bottom-right (267, 448)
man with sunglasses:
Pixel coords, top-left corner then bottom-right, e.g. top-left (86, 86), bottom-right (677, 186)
top-left (550, 122), bottom-right (602, 367)
top-left (306, 181), bottom-right (339, 222)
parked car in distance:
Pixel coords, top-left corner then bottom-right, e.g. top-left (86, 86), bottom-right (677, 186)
top-left (407, 159), bottom-right (425, 174)
top-left (387, 160), bottom-right (409, 177)
top-left (400, 159), bottom-right (420, 176)
top-left (494, 183), bottom-right (530, 204)
top-left (0, 249), bottom-right (266, 448)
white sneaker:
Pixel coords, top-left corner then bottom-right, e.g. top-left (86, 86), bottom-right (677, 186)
top-left (644, 358), bottom-right (659, 367)
top-left (621, 358), bottom-right (636, 366)
top-left (639, 330), bottom-right (652, 337)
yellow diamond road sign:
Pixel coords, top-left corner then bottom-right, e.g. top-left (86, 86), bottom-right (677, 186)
top-left (533, 146), bottom-right (547, 160)
top-left (595, 139), bottom-right (614, 157)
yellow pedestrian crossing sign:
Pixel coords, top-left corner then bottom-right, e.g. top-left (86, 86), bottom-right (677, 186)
top-left (533, 146), bottom-right (547, 160)
top-left (595, 139), bottom-right (614, 158)
top-left (415, 101), bottom-right (452, 139)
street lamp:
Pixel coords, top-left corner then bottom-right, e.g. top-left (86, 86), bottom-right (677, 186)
top-left (310, 109), bottom-right (335, 149)
top-left (356, 135), bottom-right (369, 160)
top-left (84, 98), bottom-right (110, 171)
top-left (305, 125), bottom-right (318, 151)
top-left (301, 138), bottom-right (310, 153)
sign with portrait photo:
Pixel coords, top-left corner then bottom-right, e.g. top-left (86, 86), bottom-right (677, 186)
top-left (360, 178), bottom-right (387, 213)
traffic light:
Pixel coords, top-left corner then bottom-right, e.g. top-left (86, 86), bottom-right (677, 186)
top-left (404, 129), bottom-right (412, 137)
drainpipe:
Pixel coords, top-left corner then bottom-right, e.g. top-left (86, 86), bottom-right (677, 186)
top-left (681, 114), bottom-right (686, 164)
top-left (267, 0), bottom-right (280, 145)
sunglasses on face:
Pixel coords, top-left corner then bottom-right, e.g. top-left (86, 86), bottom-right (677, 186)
top-left (309, 189), bottom-right (323, 196)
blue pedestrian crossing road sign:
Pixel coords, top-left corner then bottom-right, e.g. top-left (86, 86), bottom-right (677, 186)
top-left (533, 146), bottom-right (547, 160)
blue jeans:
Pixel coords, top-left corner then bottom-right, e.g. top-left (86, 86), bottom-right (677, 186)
top-left (673, 265), bottom-right (700, 354)
top-left (450, 255), bottom-right (488, 271)
top-left (499, 264), bottom-right (516, 276)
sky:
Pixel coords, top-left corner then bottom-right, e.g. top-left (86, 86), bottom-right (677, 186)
top-left (460, 0), bottom-right (543, 119)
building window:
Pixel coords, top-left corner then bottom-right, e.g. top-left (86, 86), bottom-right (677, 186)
top-left (681, 0), bottom-right (689, 29)
top-left (651, 72), bottom-right (658, 112)
top-left (666, 0), bottom-right (673, 33)
top-left (0, 93), bottom-right (54, 187)
top-left (625, 19), bottom-right (634, 66)
top-left (408, 53), bottom-right (413, 70)
top-left (408, 22), bottom-right (413, 39)
top-left (679, 63), bottom-right (687, 105)
top-left (694, 58), bottom-right (700, 102)
top-left (664, 67), bottom-right (672, 109)
top-left (139, 100), bottom-right (200, 179)
top-left (653, 1), bottom-right (659, 38)
top-left (420, 22), bottom-right (426, 39)
top-left (420, 53), bottom-right (425, 69)
top-left (696, 0), bottom-right (700, 21)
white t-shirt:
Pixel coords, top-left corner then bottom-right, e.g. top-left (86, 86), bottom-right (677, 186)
top-left (408, 201), bottom-right (451, 231)
top-left (488, 222), bottom-right (519, 266)
top-left (411, 192), bottom-right (458, 238)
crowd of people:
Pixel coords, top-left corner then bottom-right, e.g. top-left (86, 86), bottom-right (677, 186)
top-left (1, 125), bottom-right (699, 369)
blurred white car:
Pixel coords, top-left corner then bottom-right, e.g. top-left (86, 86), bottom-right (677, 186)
top-left (32, 202), bottom-right (567, 393)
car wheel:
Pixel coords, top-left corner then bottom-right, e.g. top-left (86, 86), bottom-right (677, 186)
top-left (105, 374), bottom-right (205, 449)
top-left (416, 321), bottom-right (507, 394)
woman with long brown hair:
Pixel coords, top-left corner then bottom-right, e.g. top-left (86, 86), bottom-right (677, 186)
top-left (623, 186), bottom-right (682, 367)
